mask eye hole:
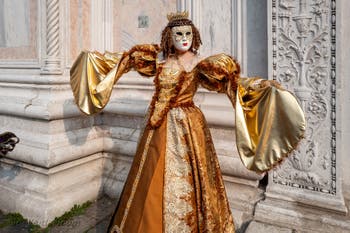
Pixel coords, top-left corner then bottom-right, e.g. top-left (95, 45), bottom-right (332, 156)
top-left (186, 32), bottom-right (191, 36)
top-left (176, 32), bottom-right (183, 36)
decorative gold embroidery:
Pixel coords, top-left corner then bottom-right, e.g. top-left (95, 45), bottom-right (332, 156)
top-left (164, 108), bottom-right (194, 233)
top-left (147, 65), bottom-right (187, 129)
top-left (120, 130), bottom-right (154, 231)
top-left (162, 66), bottom-right (180, 76)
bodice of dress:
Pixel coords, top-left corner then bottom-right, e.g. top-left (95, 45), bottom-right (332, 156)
top-left (148, 57), bottom-right (201, 128)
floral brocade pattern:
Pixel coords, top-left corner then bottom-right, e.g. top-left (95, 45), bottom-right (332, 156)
top-left (164, 108), bottom-right (195, 232)
top-left (163, 108), bottom-right (235, 233)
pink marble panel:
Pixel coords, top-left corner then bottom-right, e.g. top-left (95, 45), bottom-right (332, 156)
top-left (0, 0), bottom-right (38, 61)
top-left (69, 0), bottom-right (91, 63)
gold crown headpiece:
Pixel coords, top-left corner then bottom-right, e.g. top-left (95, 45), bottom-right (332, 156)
top-left (167, 11), bottom-right (189, 22)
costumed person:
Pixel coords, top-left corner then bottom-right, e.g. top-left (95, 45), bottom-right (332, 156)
top-left (70, 11), bottom-right (305, 233)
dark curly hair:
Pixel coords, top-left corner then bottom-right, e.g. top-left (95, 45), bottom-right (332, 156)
top-left (160, 18), bottom-right (202, 58)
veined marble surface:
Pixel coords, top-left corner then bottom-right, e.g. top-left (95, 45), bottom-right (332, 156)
top-left (0, 0), bottom-right (37, 60)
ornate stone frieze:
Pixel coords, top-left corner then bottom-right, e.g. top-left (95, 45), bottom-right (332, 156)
top-left (271, 0), bottom-right (336, 194)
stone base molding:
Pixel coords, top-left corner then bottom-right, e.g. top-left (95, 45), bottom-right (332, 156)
top-left (251, 198), bottom-right (350, 233)
top-left (0, 153), bottom-right (104, 227)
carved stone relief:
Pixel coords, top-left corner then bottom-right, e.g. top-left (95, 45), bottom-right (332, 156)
top-left (271, 0), bottom-right (336, 194)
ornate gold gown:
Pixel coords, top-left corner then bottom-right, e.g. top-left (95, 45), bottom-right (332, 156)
top-left (70, 44), bottom-right (306, 233)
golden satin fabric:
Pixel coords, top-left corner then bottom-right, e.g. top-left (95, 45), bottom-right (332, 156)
top-left (70, 44), bottom-right (305, 233)
top-left (70, 50), bottom-right (124, 115)
top-left (70, 44), bottom-right (158, 115)
top-left (234, 78), bottom-right (305, 173)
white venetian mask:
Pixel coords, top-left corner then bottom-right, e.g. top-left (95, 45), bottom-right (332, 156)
top-left (171, 25), bottom-right (193, 53)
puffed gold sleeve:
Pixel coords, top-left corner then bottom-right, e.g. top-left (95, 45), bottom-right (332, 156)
top-left (235, 77), bottom-right (306, 173)
top-left (70, 44), bottom-right (160, 115)
top-left (196, 54), bottom-right (239, 96)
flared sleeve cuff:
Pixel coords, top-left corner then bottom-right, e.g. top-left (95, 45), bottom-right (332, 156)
top-left (235, 77), bottom-right (306, 173)
top-left (70, 50), bottom-right (126, 115)
top-left (70, 44), bottom-right (160, 115)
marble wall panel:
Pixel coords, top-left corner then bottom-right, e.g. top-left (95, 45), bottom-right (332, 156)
top-left (0, 0), bottom-right (29, 47)
top-left (69, 0), bottom-right (91, 63)
top-left (246, 0), bottom-right (268, 78)
top-left (112, 0), bottom-right (177, 51)
top-left (200, 0), bottom-right (232, 57)
top-left (0, 0), bottom-right (38, 61)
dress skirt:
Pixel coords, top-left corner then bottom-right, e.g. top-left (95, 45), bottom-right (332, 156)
top-left (108, 106), bottom-right (235, 233)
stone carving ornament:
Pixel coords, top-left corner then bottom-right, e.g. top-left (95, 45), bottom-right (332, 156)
top-left (272, 0), bottom-right (336, 194)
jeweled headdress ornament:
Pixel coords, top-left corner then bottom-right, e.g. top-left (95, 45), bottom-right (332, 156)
top-left (167, 11), bottom-right (189, 22)
top-left (166, 11), bottom-right (192, 27)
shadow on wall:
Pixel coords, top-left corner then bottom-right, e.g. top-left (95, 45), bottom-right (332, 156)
top-left (62, 99), bottom-right (98, 146)
top-left (0, 162), bottom-right (21, 182)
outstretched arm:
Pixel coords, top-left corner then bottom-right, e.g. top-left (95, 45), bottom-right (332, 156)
top-left (70, 44), bottom-right (160, 115)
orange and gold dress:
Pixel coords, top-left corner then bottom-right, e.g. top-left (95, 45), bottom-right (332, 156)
top-left (70, 44), bottom-right (305, 233)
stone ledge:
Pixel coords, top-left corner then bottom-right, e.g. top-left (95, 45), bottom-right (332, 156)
top-left (266, 183), bottom-right (348, 214)
top-left (0, 80), bottom-right (237, 127)
top-left (245, 221), bottom-right (293, 233)
top-left (1, 130), bottom-right (104, 168)
top-left (254, 197), bottom-right (350, 233)
top-left (0, 153), bottom-right (106, 227)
